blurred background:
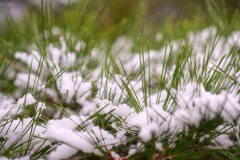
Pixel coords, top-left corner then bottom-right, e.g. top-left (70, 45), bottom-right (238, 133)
top-left (0, 0), bottom-right (240, 40)
top-left (0, 0), bottom-right (240, 28)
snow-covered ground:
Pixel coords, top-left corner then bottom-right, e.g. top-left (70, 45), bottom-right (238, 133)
top-left (0, 26), bottom-right (240, 159)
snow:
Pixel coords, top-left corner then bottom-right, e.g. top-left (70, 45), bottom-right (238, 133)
top-left (0, 110), bottom-right (10, 121)
top-left (56, 72), bottom-right (76, 103)
top-left (0, 93), bottom-right (40, 121)
top-left (55, 72), bottom-right (92, 104)
top-left (15, 73), bottom-right (43, 89)
top-left (97, 77), bottom-right (126, 104)
top-left (110, 151), bottom-right (120, 159)
top-left (0, 118), bottom-right (46, 154)
top-left (17, 93), bottom-right (36, 106)
top-left (0, 156), bottom-right (31, 160)
top-left (47, 144), bottom-right (78, 160)
top-left (15, 51), bottom-right (41, 72)
top-left (212, 134), bottom-right (234, 149)
top-left (155, 142), bottom-right (163, 151)
top-left (51, 27), bottom-right (62, 36)
top-left (78, 101), bottom-right (97, 116)
top-left (139, 123), bottom-right (159, 142)
top-left (13, 156), bottom-right (30, 160)
top-left (1, 26), bottom-right (240, 159)
top-left (94, 98), bottom-right (135, 121)
top-left (47, 120), bottom-right (105, 155)
top-left (75, 41), bottom-right (86, 52)
top-left (47, 121), bottom-right (98, 154)
top-left (120, 82), bottom-right (240, 143)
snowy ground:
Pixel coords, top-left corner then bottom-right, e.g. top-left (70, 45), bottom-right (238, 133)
top-left (0, 26), bottom-right (240, 159)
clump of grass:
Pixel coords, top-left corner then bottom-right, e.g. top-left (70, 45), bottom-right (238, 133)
top-left (0, 0), bottom-right (240, 160)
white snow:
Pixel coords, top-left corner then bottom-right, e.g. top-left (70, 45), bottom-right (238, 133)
top-left (2, 26), bottom-right (240, 159)
top-left (47, 144), bottom-right (78, 160)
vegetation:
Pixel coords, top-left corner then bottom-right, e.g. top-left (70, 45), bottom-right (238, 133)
top-left (0, 0), bottom-right (239, 160)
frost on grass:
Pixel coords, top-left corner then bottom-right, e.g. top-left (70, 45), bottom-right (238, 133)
top-left (46, 115), bottom-right (122, 158)
top-left (0, 93), bottom-right (49, 158)
top-left (0, 26), bottom-right (240, 159)
top-left (0, 93), bottom-right (36, 120)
